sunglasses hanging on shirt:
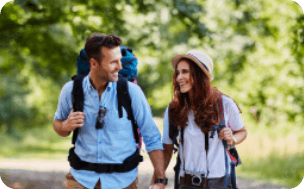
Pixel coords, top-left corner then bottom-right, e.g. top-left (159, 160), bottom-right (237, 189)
top-left (96, 106), bottom-right (107, 129)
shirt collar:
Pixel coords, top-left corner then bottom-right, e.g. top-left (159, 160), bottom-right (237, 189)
top-left (85, 73), bottom-right (94, 91)
top-left (85, 72), bottom-right (113, 92)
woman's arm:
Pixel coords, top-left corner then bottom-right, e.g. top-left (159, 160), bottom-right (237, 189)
top-left (232, 127), bottom-right (247, 145)
top-left (219, 127), bottom-right (247, 145)
top-left (220, 97), bottom-right (247, 145)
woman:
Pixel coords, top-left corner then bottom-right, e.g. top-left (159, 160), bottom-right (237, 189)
top-left (151, 50), bottom-right (247, 189)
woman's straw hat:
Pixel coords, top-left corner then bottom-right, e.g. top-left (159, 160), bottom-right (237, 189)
top-left (171, 49), bottom-right (214, 80)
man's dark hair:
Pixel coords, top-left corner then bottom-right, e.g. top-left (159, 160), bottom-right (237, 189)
top-left (85, 33), bottom-right (122, 64)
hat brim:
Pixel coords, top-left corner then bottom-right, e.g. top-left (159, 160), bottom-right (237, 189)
top-left (171, 54), bottom-right (213, 80)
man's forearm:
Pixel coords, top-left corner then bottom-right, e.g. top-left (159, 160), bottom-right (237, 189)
top-left (150, 144), bottom-right (173, 185)
top-left (163, 144), bottom-right (173, 171)
top-left (149, 149), bottom-right (165, 178)
top-left (53, 120), bottom-right (71, 137)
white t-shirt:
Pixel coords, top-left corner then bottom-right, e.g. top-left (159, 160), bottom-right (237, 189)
top-left (162, 95), bottom-right (244, 178)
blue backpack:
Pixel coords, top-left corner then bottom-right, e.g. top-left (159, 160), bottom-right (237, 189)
top-left (119, 46), bottom-right (138, 82)
top-left (77, 46), bottom-right (138, 82)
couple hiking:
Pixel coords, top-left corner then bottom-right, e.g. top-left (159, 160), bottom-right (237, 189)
top-left (53, 33), bottom-right (247, 189)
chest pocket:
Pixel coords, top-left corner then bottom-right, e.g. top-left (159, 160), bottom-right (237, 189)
top-left (105, 107), bottom-right (132, 131)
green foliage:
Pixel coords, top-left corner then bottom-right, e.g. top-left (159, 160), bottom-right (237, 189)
top-left (0, 0), bottom-right (303, 141)
top-left (0, 0), bottom-right (130, 135)
top-left (1, 0), bottom-right (303, 186)
top-left (0, 126), bottom-right (71, 159)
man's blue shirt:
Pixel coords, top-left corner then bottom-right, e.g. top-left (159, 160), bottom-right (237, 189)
top-left (54, 74), bottom-right (163, 189)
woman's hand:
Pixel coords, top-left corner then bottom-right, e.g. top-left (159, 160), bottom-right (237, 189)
top-left (219, 127), bottom-right (234, 145)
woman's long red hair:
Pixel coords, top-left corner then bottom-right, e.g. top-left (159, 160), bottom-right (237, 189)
top-left (169, 58), bottom-right (222, 133)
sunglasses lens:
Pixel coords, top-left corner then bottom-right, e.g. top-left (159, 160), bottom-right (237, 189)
top-left (100, 120), bottom-right (105, 129)
top-left (96, 107), bottom-right (107, 130)
top-left (100, 110), bottom-right (106, 117)
top-left (96, 120), bottom-right (102, 129)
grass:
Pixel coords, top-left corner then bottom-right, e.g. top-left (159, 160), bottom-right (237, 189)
top-left (1, 117), bottom-right (303, 188)
top-left (238, 153), bottom-right (304, 188)
top-left (235, 124), bottom-right (304, 188)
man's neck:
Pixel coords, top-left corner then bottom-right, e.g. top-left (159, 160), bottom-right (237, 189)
top-left (89, 74), bottom-right (108, 99)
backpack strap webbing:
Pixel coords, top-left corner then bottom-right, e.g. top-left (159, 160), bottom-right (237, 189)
top-left (217, 95), bottom-right (230, 188)
top-left (216, 95), bottom-right (238, 189)
top-left (168, 102), bottom-right (181, 189)
top-left (71, 74), bottom-right (86, 145)
top-left (173, 153), bottom-right (181, 189)
top-left (68, 146), bottom-right (142, 173)
top-left (168, 103), bottom-right (179, 153)
top-left (117, 76), bottom-right (140, 144)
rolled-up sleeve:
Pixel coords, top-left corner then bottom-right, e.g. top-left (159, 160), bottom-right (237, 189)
top-left (128, 82), bottom-right (163, 153)
top-left (162, 106), bottom-right (173, 144)
top-left (54, 81), bottom-right (73, 121)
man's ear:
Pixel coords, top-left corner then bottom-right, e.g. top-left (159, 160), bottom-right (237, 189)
top-left (89, 58), bottom-right (98, 68)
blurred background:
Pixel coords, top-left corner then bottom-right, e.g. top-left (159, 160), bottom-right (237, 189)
top-left (0, 0), bottom-right (303, 188)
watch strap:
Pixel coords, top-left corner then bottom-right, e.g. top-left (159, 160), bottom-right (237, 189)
top-left (155, 178), bottom-right (168, 185)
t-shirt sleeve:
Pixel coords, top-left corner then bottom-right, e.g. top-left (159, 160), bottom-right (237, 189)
top-left (224, 97), bottom-right (244, 131)
top-left (162, 106), bottom-right (173, 144)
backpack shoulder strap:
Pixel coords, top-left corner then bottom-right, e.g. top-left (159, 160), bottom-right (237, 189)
top-left (168, 103), bottom-right (179, 153)
top-left (217, 94), bottom-right (235, 187)
top-left (71, 74), bottom-right (85, 145)
top-left (210, 94), bottom-right (225, 138)
top-left (218, 94), bottom-right (225, 128)
top-left (117, 76), bottom-right (140, 144)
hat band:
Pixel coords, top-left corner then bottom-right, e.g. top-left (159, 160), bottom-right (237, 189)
top-left (188, 53), bottom-right (209, 73)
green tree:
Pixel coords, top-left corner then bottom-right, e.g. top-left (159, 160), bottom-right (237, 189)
top-left (0, 0), bottom-right (129, 135)
top-left (0, 0), bottom-right (303, 136)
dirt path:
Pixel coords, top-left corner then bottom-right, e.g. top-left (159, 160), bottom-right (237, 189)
top-left (0, 159), bottom-right (286, 189)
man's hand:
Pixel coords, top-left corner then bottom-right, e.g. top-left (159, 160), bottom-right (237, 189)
top-left (62, 109), bottom-right (86, 132)
top-left (53, 109), bottom-right (86, 137)
top-left (149, 183), bottom-right (165, 189)
top-left (219, 127), bottom-right (234, 145)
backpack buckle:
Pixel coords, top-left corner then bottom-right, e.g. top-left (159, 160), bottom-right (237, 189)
top-left (210, 125), bottom-right (219, 138)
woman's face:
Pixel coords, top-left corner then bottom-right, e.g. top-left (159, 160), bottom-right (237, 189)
top-left (176, 59), bottom-right (194, 93)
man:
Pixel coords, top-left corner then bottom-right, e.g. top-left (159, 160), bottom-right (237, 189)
top-left (53, 33), bottom-right (166, 189)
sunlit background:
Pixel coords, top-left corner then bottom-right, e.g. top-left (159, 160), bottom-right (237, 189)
top-left (0, 0), bottom-right (304, 188)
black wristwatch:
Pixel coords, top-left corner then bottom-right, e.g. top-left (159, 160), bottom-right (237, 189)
top-left (155, 178), bottom-right (168, 185)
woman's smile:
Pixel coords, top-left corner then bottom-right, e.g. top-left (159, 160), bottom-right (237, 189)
top-left (176, 60), bottom-right (193, 93)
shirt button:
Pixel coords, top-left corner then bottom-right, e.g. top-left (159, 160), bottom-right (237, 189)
top-left (99, 156), bottom-right (101, 159)
top-left (99, 141), bottom-right (101, 144)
